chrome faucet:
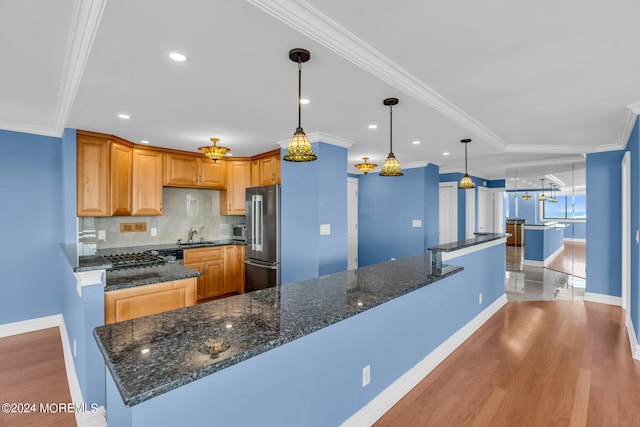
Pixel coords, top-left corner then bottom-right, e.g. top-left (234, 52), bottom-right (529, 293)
top-left (188, 227), bottom-right (198, 243)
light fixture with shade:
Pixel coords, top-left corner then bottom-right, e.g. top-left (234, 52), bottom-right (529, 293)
top-left (283, 48), bottom-right (317, 162)
top-left (522, 192), bottom-right (532, 200)
top-left (459, 139), bottom-right (475, 189)
top-left (549, 184), bottom-right (558, 203)
top-left (380, 97), bottom-right (403, 176)
top-left (539, 178), bottom-right (546, 201)
top-left (199, 137), bottom-right (230, 162)
top-left (355, 157), bottom-right (377, 175)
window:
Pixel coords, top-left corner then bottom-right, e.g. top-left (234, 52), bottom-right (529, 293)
top-left (543, 194), bottom-right (586, 220)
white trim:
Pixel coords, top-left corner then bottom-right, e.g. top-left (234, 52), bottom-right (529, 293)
top-left (249, 0), bottom-right (507, 152)
top-left (622, 151), bottom-right (631, 315)
top-left (584, 292), bottom-right (622, 307)
top-left (74, 269), bottom-right (104, 297)
top-left (596, 143), bottom-right (625, 152)
top-left (505, 144), bottom-right (587, 154)
top-left (564, 237), bottom-right (586, 243)
top-left (277, 131), bottom-right (355, 149)
top-left (626, 314), bottom-right (640, 361)
top-left (341, 294), bottom-right (508, 427)
top-left (0, 314), bottom-right (62, 338)
top-left (523, 259), bottom-right (545, 267)
top-left (441, 238), bottom-right (506, 262)
top-left (504, 156), bottom-right (586, 170)
top-left (617, 102), bottom-right (640, 149)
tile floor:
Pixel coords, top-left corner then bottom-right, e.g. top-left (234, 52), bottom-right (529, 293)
top-left (505, 245), bottom-right (585, 301)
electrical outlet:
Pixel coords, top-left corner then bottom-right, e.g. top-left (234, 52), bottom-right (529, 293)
top-left (73, 339), bottom-right (77, 357)
top-left (390, 258), bottom-right (396, 261)
top-left (320, 224), bottom-right (331, 235)
top-left (362, 365), bottom-right (371, 387)
top-left (98, 230), bottom-right (106, 240)
top-left (412, 220), bottom-right (422, 228)
top-left (479, 293), bottom-right (483, 304)
top-left (151, 227), bottom-right (157, 236)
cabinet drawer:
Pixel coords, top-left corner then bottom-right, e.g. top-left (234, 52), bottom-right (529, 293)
top-left (183, 247), bottom-right (224, 264)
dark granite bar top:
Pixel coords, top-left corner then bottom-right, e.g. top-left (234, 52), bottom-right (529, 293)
top-left (105, 264), bottom-right (201, 292)
top-left (428, 233), bottom-right (508, 253)
top-left (506, 218), bottom-right (526, 224)
top-left (93, 253), bottom-right (462, 406)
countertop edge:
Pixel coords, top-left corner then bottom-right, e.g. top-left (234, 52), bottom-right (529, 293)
top-left (428, 233), bottom-right (509, 253)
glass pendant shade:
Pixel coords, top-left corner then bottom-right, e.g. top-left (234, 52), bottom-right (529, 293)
top-left (284, 128), bottom-right (316, 162)
top-left (284, 48), bottom-right (316, 162)
top-left (539, 178), bottom-right (546, 201)
top-left (459, 139), bottom-right (475, 189)
top-left (355, 157), bottom-right (377, 174)
top-left (522, 192), bottom-right (532, 200)
top-left (199, 138), bottom-right (230, 162)
top-left (549, 184), bottom-right (558, 203)
top-left (380, 153), bottom-right (402, 176)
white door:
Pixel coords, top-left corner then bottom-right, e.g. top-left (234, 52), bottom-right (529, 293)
top-left (622, 151), bottom-right (630, 313)
top-left (439, 182), bottom-right (457, 244)
top-left (465, 188), bottom-right (475, 239)
top-left (493, 190), bottom-right (505, 233)
top-left (347, 177), bottom-right (358, 270)
top-left (477, 187), bottom-right (492, 233)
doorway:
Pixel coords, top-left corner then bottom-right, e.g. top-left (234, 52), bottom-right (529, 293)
top-left (439, 182), bottom-right (457, 244)
top-left (347, 177), bottom-right (358, 270)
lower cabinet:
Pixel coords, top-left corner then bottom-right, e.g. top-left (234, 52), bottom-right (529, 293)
top-left (184, 245), bottom-right (245, 301)
top-left (104, 277), bottom-right (197, 324)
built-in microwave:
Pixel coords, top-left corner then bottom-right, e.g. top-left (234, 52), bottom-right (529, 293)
top-left (232, 223), bottom-right (246, 243)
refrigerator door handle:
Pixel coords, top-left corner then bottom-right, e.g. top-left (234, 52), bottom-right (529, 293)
top-left (244, 259), bottom-right (278, 270)
top-left (255, 194), bottom-right (263, 251)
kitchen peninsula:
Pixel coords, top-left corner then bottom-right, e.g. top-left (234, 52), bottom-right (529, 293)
top-left (93, 234), bottom-right (508, 427)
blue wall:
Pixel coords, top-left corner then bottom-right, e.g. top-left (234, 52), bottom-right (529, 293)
top-left (0, 129), bottom-right (65, 324)
top-left (359, 166), bottom-right (439, 266)
top-left (105, 244), bottom-right (506, 427)
top-left (523, 227), bottom-right (564, 262)
top-left (281, 142), bottom-right (348, 284)
top-left (586, 150), bottom-right (624, 297)
top-left (625, 118), bottom-right (640, 340)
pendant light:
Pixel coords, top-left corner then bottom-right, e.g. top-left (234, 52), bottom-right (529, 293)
top-left (355, 157), bottom-right (377, 175)
top-left (199, 137), bottom-right (230, 162)
top-left (283, 48), bottom-right (317, 162)
top-left (549, 184), bottom-right (558, 203)
top-left (380, 98), bottom-right (403, 176)
top-left (522, 192), bottom-right (532, 200)
top-left (539, 178), bottom-right (546, 201)
top-left (459, 139), bottom-right (475, 189)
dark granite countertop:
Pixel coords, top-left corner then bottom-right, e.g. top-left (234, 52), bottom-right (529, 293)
top-left (428, 233), bottom-right (508, 253)
top-left (93, 252), bottom-right (462, 406)
top-left (105, 264), bottom-right (201, 292)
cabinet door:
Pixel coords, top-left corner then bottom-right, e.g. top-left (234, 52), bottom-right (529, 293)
top-left (132, 148), bottom-right (163, 216)
top-left (198, 158), bottom-right (226, 188)
top-left (259, 155), bottom-right (280, 186)
top-left (203, 258), bottom-right (225, 298)
top-left (77, 134), bottom-right (110, 216)
top-left (251, 160), bottom-right (260, 187)
top-left (223, 245), bottom-right (245, 294)
top-left (110, 141), bottom-right (132, 216)
top-left (164, 153), bottom-right (198, 187)
top-left (221, 160), bottom-right (251, 215)
top-left (184, 262), bottom-right (206, 300)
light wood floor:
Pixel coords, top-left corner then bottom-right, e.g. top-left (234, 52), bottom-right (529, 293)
top-left (546, 241), bottom-right (586, 279)
top-left (376, 301), bottom-right (640, 426)
top-left (0, 327), bottom-right (76, 427)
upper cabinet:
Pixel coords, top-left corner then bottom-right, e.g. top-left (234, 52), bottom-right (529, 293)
top-left (77, 132), bottom-right (111, 216)
top-left (110, 141), bottom-right (133, 216)
top-left (251, 149), bottom-right (281, 186)
top-left (164, 152), bottom-right (226, 189)
top-left (132, 148), bottom-right (163, 216)
top-left (220, 159), bottom-right (251, 215)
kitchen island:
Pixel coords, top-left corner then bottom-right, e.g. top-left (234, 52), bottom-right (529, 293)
top-left (94, 234), bottom-right (508, 427)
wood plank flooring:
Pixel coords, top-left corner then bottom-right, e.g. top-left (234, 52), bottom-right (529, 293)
top-left (376, 301), bottom-right (640, 426)
top-left (0, 327), bottom-right (76, 427)
top-left (546, 241), bottom-right (586, 279)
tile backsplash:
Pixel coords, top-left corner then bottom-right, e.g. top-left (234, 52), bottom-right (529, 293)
top-left (79, 187), bottom-right (244, 250)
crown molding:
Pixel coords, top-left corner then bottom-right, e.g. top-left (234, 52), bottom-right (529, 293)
top-left (504, 156), bottom-right (585, 169)
top-left (616, 101), bottom-right (640, 150)
top-left (276, 131), bottom-right (355, 149)
top-left (248, 0), bottom-right (507, 151)
top-left (504, 144), bottom-right (587, 154)
top-left (402, 161), bottom-right (429, 170)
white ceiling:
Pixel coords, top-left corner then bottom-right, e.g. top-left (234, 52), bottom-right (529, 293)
top-left (2, 0), bottom-right (638, 180)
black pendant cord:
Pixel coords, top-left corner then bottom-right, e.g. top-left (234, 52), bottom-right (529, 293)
top-left (297, 59), bottom-right (302, 131)
top-left (389, 104), bottom-right (393, 153)
top-left (465, 142), bottom-right (468, 174)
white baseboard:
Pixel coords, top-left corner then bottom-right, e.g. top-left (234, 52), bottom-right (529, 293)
top-left (626, 314), bottom-right (640, 361)
top-left (524, 244), bottom-right (565, 268)
top-left (0, 315), bottom-right (106, 427)
top-left (341, 294), bottom-right (509, 427)
top-left (564, 238), bottom-right (586, 243)
top-left (584, 292), bottom-right (622, 307)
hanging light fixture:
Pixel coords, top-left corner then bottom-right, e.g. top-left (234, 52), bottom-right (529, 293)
top-left (379, 98), bottom-right (403, 176)
top-left (355, 157), bottom-right (377, 175)
top-left (283, 48), bottom-right (317, 162)
top-left (539, 178), bottom-right (546, 201)
top-left (199, 137), bottom-right (230, 162)
top-left (522, 192), bottom-right (532, 200)
top-left (459, 139), bottom-right (475, 189)
top-left (549, 183), bottom-right (558, 203)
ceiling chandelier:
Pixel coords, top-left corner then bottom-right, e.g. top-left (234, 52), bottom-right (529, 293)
top-left (380, 98), bottom-right (403, 176)
top-left (355, 157), bottom-right (377, 175)
top-left (283, 48), bottom-right (317, 162)
top-left (199, 137), bottom-right (230, 162)
top-left (539, 178), bottom-right (546, 201)
top-left (459, 139), bottom-right (475, 189)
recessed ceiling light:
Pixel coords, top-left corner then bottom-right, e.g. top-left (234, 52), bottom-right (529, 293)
top-left (412, 140), bottom-right (421, 145)
top-left (368, 124), bottom-right (377, 129)
top-left (300, 98), bottom-right (310, 105)
top-left (118, 113), bottom-right (130, 119)
top-left (140, 140), bottom-right (149, 144)
top-left (169, 52), bottom-right (187, 62)
top-left (442, 152), bottom-right (450, 156)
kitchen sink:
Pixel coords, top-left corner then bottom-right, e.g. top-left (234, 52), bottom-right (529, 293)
top-left (178, 241), bottom-right (218, 248)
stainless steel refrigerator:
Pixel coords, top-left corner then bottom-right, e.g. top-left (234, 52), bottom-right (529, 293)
top-left (245, 184), bottom-right (280, 292)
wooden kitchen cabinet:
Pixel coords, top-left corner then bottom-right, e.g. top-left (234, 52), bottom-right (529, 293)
top-left (164, 152), bottom-right (226, 189)
top-left (221, 159), bottom-right (251, 215)
top-left (110, 141), bottom-right (133, 216)
top-left (251, 149), bottom-right (280, 186)
top-left (184, 245), bottom-right (245, 301)
top-left (104, 277), bottom-right (197, 324)
top-left (132, 148), bottom-right (163, 215)
top-left (77, 132), bottom-right (110, 216)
